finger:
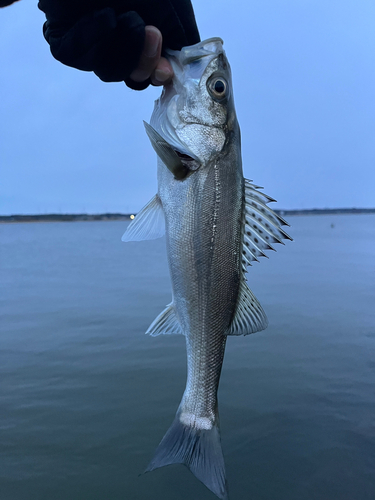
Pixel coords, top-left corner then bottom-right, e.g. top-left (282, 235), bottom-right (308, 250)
top-left (150, 57), bottom-right (174, 86)
top-left (130, 25), bottom-right (161, 82)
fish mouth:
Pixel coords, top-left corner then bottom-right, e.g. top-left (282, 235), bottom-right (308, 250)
top-left (166, 37), bottom-right (224, 66)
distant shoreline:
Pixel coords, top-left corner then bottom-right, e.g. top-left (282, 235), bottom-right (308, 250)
top-left (0, 208), bottom-right (374, 224)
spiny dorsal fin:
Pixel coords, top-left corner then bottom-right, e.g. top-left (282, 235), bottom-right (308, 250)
top-left (241, 179), bottom-right (292, 266)
top-left (121, 194), bottom-right (165, 242)
top-left (146, 303), bottom-right (184, 336)
top-left (227, 280), bottom-right (268, 336)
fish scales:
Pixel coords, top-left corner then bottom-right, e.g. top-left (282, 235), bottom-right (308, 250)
top-left (161, 151), bottom-right (242, 428)
top-left (122, 37), bottom-right (291, 500)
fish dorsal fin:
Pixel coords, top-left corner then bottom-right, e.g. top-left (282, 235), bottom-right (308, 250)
top-left (146, 303), bottom-right (184, 336)
top-left (227, 280), bottom-right (268, 336)
top-left (228, 178), bottom-right (292, 335)
top-left (241, 179), bottom-right (292, 266)
top-left (121, 194), bottom-right (165, 242)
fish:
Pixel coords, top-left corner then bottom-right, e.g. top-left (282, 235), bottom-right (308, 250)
top-left (122, 38), bottom-right (291, 499)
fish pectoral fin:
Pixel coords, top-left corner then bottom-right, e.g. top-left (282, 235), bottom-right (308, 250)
top-left (227, 280), bottom-right (268, 336)
top-left (121, 194), bottom-right (165, 242)
top-left (143, 121), bottom-right (190, 180)
top-left (146, 303), bottom-right (184, 336)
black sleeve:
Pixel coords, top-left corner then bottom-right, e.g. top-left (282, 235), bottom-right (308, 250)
top-left (0, 0), bottom-right (20, 6)
top-left (38, 0), bottom-right (200, 89)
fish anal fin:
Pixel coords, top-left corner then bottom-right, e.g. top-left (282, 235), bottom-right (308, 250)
top-left (227, 280), bottom-right (268, 336)
top-left (146, 303), bottom-right (183, 336)
top-left (121, 194), bottom-right (165, 242)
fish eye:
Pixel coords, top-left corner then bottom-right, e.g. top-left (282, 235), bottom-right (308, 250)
top-left (208, 77), bottom-right (228, 101)
top-left (214, 80), bottom-right (225, 93)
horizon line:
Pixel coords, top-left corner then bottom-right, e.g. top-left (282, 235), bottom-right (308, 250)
top-left (1, 207), bottom-right (375, 223)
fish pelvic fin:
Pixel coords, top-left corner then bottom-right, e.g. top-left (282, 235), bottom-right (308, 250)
top-left (145, 303), bottom-right (184, 336)
top-left (145, 413), bottom-right (228, 500)
top-left (121, 194), bottom-right (165, 242)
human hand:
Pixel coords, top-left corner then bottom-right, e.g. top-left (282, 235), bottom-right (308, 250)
top-left (129, 26), bottom-right (173, 87)
top-left (39, 1), bottom-right (200, 90)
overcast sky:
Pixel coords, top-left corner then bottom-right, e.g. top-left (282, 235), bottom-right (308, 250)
top-left (1, 0), bottom-right (374, 214)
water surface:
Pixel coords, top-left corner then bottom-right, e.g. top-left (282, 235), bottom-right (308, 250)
top-left (1, 215), bottom-right (374, 500)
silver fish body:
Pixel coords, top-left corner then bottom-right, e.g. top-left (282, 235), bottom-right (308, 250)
top-left (122, 38), bottom-right (291, 499)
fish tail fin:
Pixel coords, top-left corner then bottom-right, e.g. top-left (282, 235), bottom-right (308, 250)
top-left (145, 412), bottom-right (228, 499)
